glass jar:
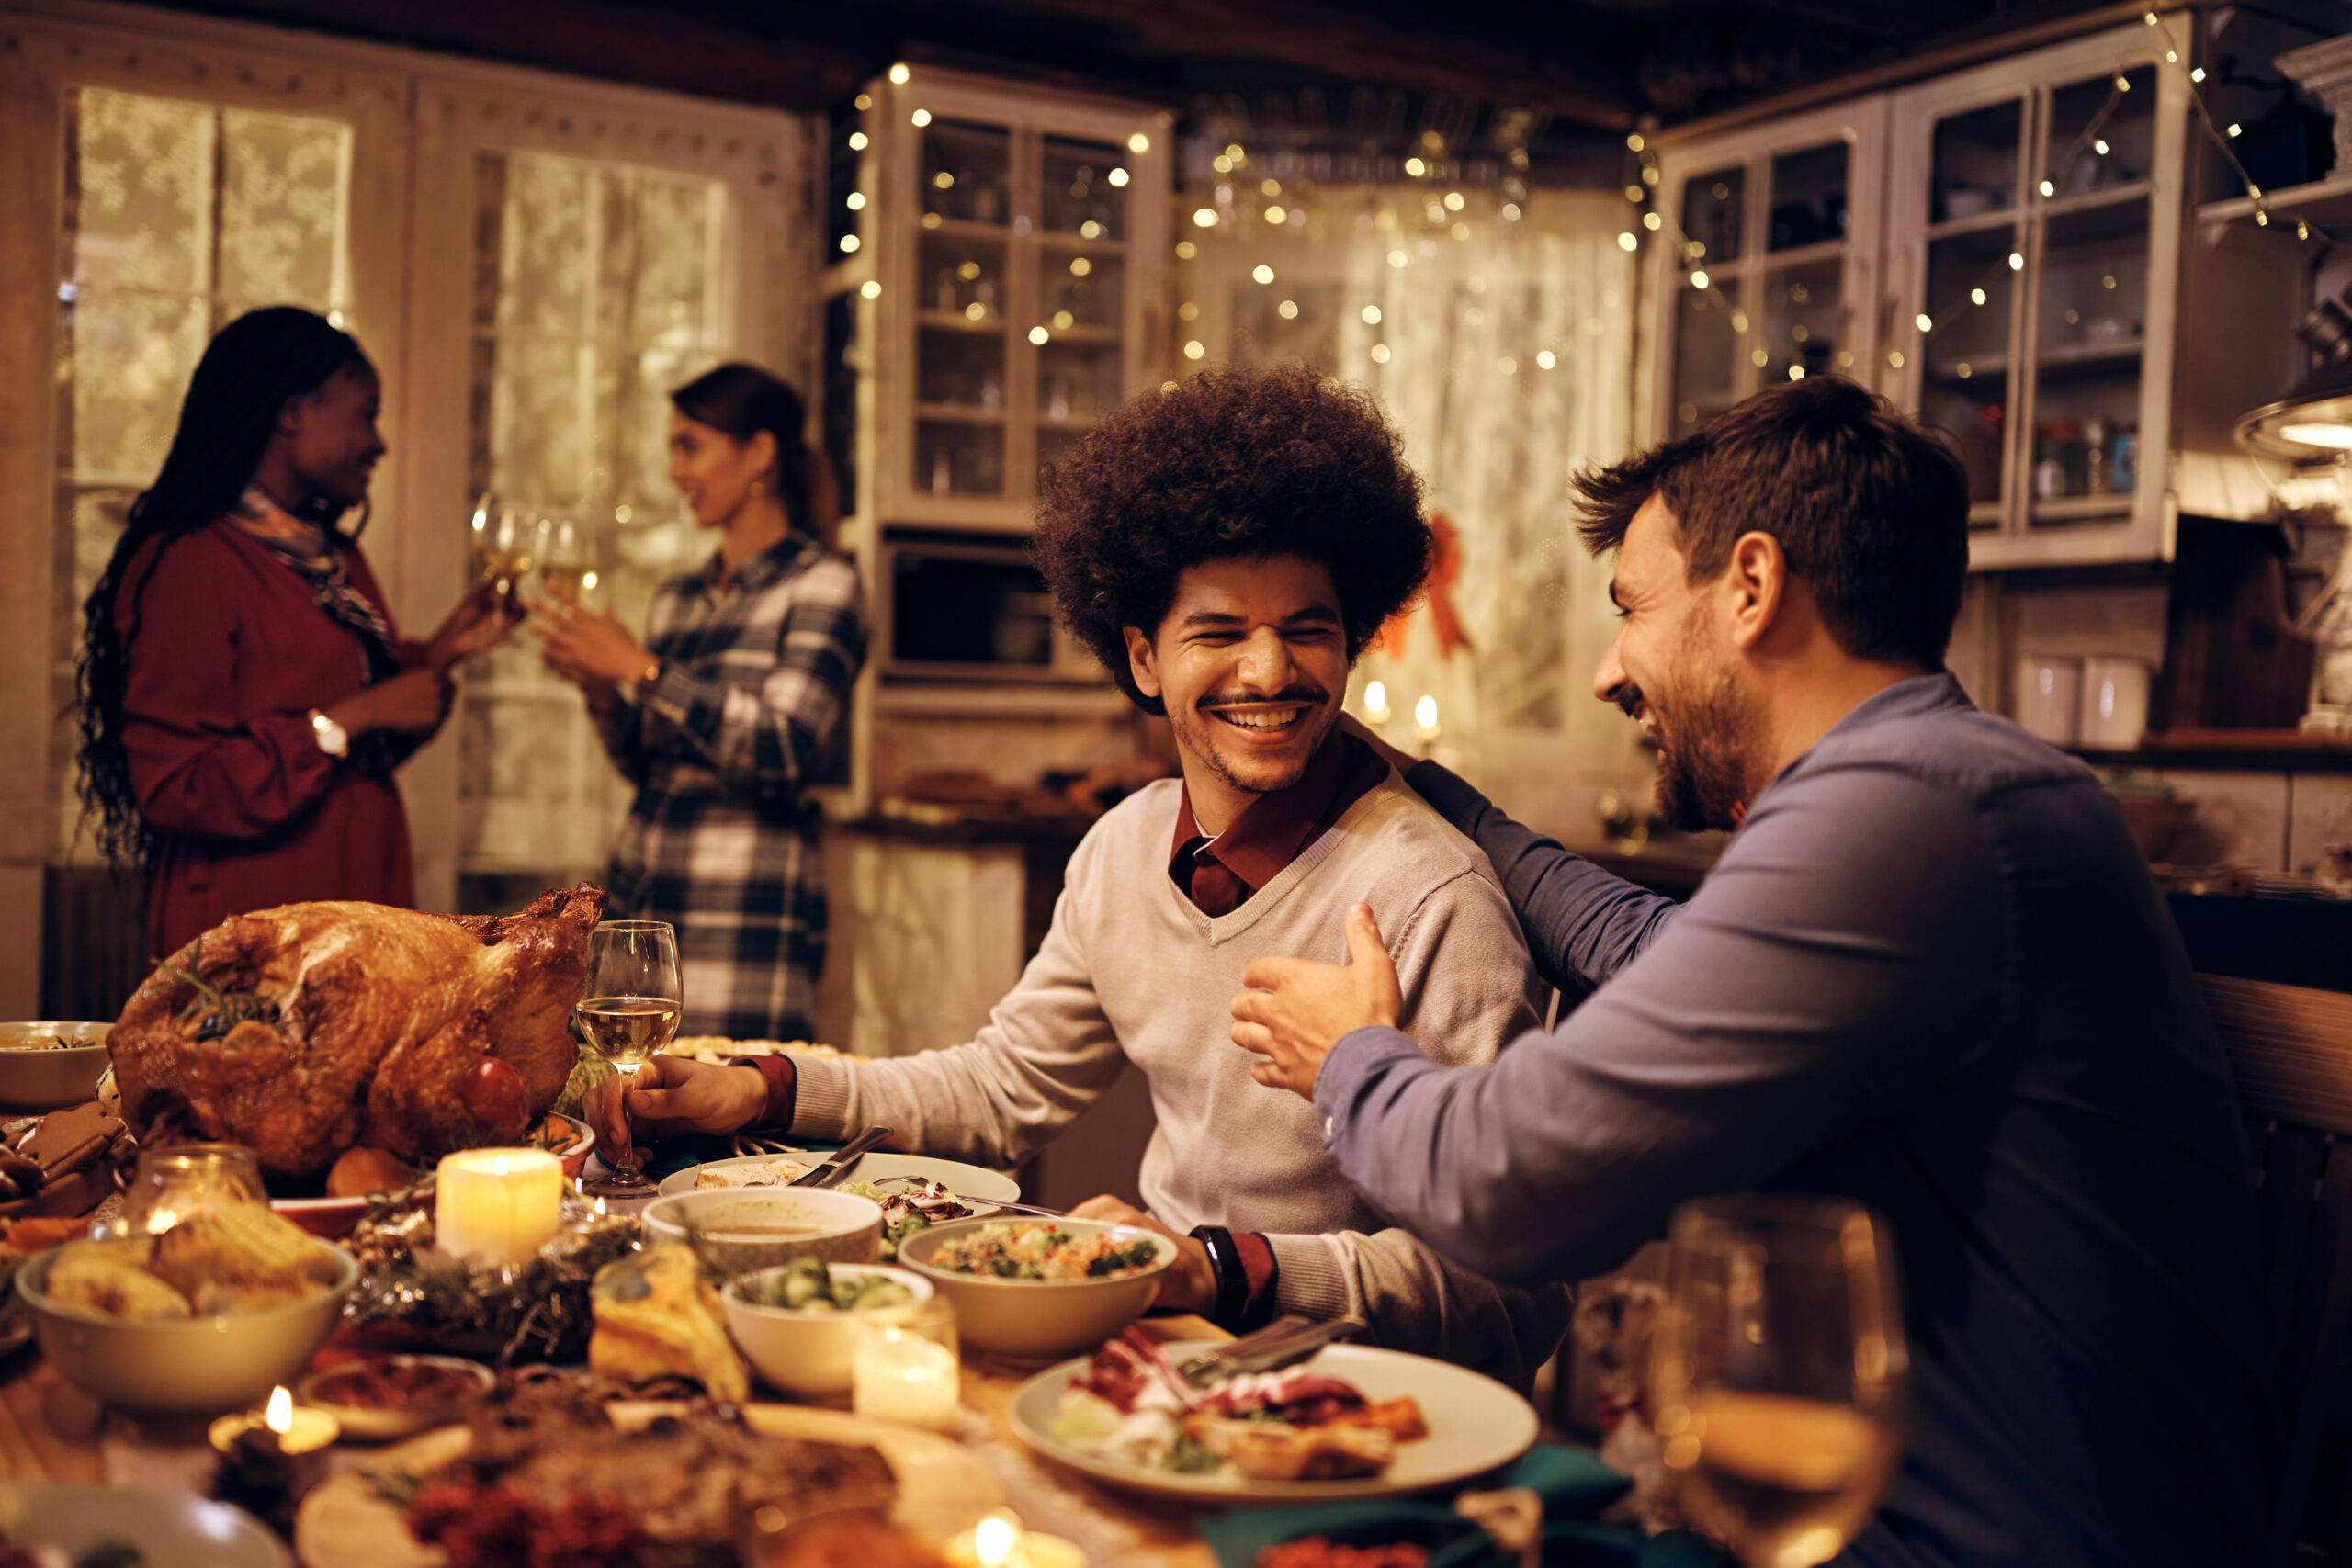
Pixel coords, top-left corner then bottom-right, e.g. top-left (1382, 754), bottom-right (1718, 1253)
top-left (119, 1144), bottom-right (269, 1235)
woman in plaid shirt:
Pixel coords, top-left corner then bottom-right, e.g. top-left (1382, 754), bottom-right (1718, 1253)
top-left (537, 365), bottom-right (865, 1039)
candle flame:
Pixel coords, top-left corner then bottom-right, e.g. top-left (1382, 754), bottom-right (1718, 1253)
top-left (1363, 680), bottom-right (1387, 716)
top-left (1414, 694), bottom-right (1439, 729)
top-left (974, 1513), bottom-right (1021, 1568)
top-left (594, 1195), bottom-right (608, 1216)
top-left (266, 1385), bottom-right (293, 1435)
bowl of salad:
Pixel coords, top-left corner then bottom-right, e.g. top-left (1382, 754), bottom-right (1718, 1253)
top-left (898, 1217), bottom-right (1174, 1359)
top-left (721, 1258), bottom-right (933, 1397)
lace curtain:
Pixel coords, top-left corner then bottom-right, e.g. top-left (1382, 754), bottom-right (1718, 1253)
top-left (1178, 184), bottom-right (1654, 840)
top-left (457, 150), bottom-right (729, 881)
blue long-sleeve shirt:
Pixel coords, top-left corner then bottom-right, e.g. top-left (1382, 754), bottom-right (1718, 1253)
top-left (1315, 673), bottom-right (2268, 1568)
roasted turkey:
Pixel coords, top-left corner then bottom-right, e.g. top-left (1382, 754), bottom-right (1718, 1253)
top-left (109, 884), bottom-right (607, 1181)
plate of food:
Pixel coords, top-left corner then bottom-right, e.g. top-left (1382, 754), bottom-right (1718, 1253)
top-left (294, 1371), bottom-right (1003, 1567)
top-left (1009, 1329), bottom-right (1539, 1504)
top-left (658, 1152), bottom-right (1017, 1258)
top-left (664, 1036), bottom-right (847, 1065)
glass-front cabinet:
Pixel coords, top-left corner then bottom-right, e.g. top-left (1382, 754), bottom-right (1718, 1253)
top-left (826, 69), bottom-right (1170, 533)
top-left (1649, 100), bottom-right (1888, 438)
top-left (1887, 28), bottom-right (2186, 568)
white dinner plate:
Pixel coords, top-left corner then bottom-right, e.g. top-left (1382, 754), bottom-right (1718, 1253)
top-left (6, 1483), bottom-right (288, 1567)
top-left (1009, 1340), bottom-right (1540, 1504)
top-left (655, 1148), bottom-right (1020, 1206)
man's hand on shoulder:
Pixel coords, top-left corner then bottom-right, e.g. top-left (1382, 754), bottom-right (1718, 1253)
top-left (1230, 903), bottom-right (1403, 1099)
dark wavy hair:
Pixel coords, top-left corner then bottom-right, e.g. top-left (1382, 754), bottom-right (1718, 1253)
top-left (670, 361), bottom-right (831, 547)
top-left (1031, 365), bottom-right (1432, 714)
top-left (74, 306), bottom-right (372, 869)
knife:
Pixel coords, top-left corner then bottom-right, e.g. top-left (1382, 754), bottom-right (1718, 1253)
top-left (1177, 1314), bottom-right (1367, 1386)
top-left (788, 1125), bottom-right (892, 1188)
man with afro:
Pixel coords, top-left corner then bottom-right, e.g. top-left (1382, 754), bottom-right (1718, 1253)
top-left (589, 366), bottom-right (1566, 1382)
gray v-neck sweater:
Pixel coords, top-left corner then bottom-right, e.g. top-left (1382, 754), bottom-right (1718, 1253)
top-left (792, 773), bottom-right (1570, 1382)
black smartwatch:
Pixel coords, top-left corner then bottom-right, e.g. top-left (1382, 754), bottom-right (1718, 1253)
top-left (1190, 1224), bottom-right (1251, 1329)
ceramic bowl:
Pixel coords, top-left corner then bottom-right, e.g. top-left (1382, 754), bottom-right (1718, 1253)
top-left (721, 1263), bottom-right (933, 1397)
top-left (898, 1216), bottom-right (1174, 1359)
top-left (641, 1187), bottom-right (883, 1276)
top-left (0, 1023), bottom-right (111, 1111)
top-left (17, 1241), bottom-right (357, 1413)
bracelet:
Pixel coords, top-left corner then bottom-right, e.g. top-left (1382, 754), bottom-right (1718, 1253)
top-left (1190, 1224), bottom-right (1250, 1329)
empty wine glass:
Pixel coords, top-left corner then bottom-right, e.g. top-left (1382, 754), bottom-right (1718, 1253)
top-left (574, 919), bottom-right (682, 1198)
top-left (1649, 1196), bottom-right (1908, 1568)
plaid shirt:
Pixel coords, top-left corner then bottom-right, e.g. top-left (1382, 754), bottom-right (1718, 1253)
top-left (596, 535), bottom-right (866, 1039)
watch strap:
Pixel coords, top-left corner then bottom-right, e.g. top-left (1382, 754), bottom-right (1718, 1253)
top-left (1190, 1224), bottom-right (1250, 1329)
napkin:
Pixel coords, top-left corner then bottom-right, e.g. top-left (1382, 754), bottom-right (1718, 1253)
top-left (1198, 1445), bottom-right (1724, 1568)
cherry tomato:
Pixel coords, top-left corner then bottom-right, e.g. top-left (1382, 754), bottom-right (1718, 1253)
top-left (459, 1056), bottom-right (529, 1140)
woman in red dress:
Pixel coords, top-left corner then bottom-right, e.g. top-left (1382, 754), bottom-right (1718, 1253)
top-left (74, 307), bottom-right (513, 960)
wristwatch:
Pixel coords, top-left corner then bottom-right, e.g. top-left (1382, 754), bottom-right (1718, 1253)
top-left (1190, 1224), bottom-right (1250, 1329)
top-left (308, 708), bottom-right (349, 760)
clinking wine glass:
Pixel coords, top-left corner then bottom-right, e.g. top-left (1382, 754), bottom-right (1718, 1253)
top-left (1649, 1196), bottom-right (1908, 1568)
top-left (575, 919), bottom-right (682, 1198)
top-left (536, 516), bottom-right (595, 604)
top-left (467, 492), bottom-right (538, 604)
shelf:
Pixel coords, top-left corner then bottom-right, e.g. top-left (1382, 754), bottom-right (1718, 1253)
top-left (1038, 231), bottom-right (1126, 254)
top-left (1036, 325), bottom-right (1119, 347)
top-left (1758, 238), bottom-right (1848, 272)
top-left (1925, 338), bottom-right (2141, 383)
top-left (2199, 169), bottom-right (2352, 231)
top-left (2027, 491), bottom-right (2133, 524)
top-left (2040, 181), bottom-right (2152, 221)
top-left (917, 310), bottom-right (1009, 335)
top-left (914, 402), bottom-right (1007, 425)
top-left (2077, 729), bottom-right (2352, 771)
top-left (918, 214), bottom-right (1013, 241)
top-left (1925, 208), bottom-right (2020, 243)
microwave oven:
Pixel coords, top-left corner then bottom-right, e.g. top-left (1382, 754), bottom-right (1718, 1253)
top-left (878, 534), bottom-right (1103, 684)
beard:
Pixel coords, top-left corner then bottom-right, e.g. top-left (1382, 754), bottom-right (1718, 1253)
top-left (1169, 682), bottom-right (1340, 800)
top-left (1625, 622), bottom-right (1762, 834)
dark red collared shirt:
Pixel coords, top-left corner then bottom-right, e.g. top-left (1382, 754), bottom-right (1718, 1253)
top-left (1168, 732), bottom-right (1389, 917)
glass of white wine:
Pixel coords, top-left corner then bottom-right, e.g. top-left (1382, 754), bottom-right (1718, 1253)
top-left (537, 517), bottom-right (594, 603)
top-left (575, 919), bottom-right (682, 1198)
top-left (467, 493), bottom-right (537, 604)
top-left (1650, 1196), bottom-right (1908, 1568)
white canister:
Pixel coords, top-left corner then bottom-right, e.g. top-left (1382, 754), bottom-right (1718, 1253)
top-left (2078, 657), bottom-right (2153, 750)
top-left (2014, 656), bottom-right (2082, 747)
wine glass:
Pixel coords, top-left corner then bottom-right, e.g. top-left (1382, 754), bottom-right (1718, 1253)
top-left (467, 493), bottom-right (537, 604)
top-left (1649, 1196), bottom-right (1908, 1568)
top-left (536, 517), bottom-right (594, 604)
top-left (574, 919), bottom-right (682, 1198)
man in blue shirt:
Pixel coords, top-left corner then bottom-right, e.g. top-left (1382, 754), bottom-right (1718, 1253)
top-left (1231, 377), bottom-right (2268, 1568)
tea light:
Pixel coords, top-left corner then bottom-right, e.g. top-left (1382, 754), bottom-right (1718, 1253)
top-left (208, 1383), bottom-right (339, 1457)
top-left (852, 1321), bottom-right (961, 1430)
top-left (944, 1510), bottom-right (1088, 1568)
top-left (434, 1147), bottom-right (561, 1268)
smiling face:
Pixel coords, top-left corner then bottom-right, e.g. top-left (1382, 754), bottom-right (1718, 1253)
top-left (1593, 494), bottom-right (1764, 833)
top-left (1125, 553), bottom-right (1350, 832)
top-left (668, 411), bottom-right (777, 529)
top-left (281, 363), bottom-right (384, 511)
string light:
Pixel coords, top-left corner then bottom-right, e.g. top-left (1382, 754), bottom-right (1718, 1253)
top-left (1536, 349), bottom-right (1557, 369)
top-left (888, 62), bottom-right (910, 85)
top-left (839, 234), bottom-right (860, 254)
top-left (1251, 264), bottom-right (1275, 284)
top-left (1193, 207), bottom-right (1218, 228)
top-left (1362, 305), bottom-right (1383, 324)
top-left (1108, 167), bottom-right (1130, 187)
top-left (910, 108), bottom-right (932, 127)
top-left (1128, 132), bottom-right (1151, 153)
top-left (1690, 269), bottom-right (1710, 289)
top-left (1404, 156), bottom-right (1427, 177)
top-left (1277, 299), bottom-right (1298, 319)
top-left (860, 279), bottom-right (880, 299)
top-left (1183, 339), bottom-right (1204, 359)
top-left (846, 191), bottom-right (865, 210)
top-left (847, 130), bottom-right (868, 151)
top-left (1265, 204), bottom-right (1287, 223)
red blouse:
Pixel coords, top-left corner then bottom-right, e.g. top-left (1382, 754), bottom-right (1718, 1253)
top-left (115, 518), bottom-right (433, 961)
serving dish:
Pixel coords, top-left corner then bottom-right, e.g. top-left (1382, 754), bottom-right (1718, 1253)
top-left (1012, 1340), bottom-right (1539, 1503)
top-left (297, 1354), bottom-right (499, 1442)
top-left (0, 1483), bottom-right (289, 1567)
top-left (642, 1187), bottom-right (884, 1274)
top-left (17, 1241), bottom-right (358, 1413)
top-left (0, 1022), bottom-right (111, 1111)
top-left (898, 1216), bottom-right (1174, 1359)
top-left (655, 1148), bottom-right (1019, 1207)
top-left (721, 1262), bottom-right (933, 1398)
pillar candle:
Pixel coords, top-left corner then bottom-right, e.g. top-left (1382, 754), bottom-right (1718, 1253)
top-left (434, 1147), bottom-right (561, 1268)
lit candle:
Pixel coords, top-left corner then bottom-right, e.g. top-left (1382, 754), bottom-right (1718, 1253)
top-left (944, 1511), bottom-right (1089, 1568)
top-left (434, 1147), bottom-right (562, 1268)
top-left (1414, 694), bottom-right (1441, 743)
top-left (208, 1383), bottom-right (339, 1457)
top-left (1363, 679), bottom-right (1392, 727)
top-left (852, 1321), bottom-right (961, 1430)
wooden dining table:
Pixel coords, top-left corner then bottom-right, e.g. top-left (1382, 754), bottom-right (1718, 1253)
top-left (0, 1312), bottom-right (1226, 1567)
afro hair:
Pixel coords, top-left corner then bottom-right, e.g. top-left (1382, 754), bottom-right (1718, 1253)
top-left (1030, 364), bottom-right (1432, 714)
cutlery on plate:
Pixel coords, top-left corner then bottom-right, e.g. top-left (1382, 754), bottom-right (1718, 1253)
top-left (1177, 1314), bottom-right (1367, 1386)
top-left (788, 1125), bottom-right (892, 1188)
